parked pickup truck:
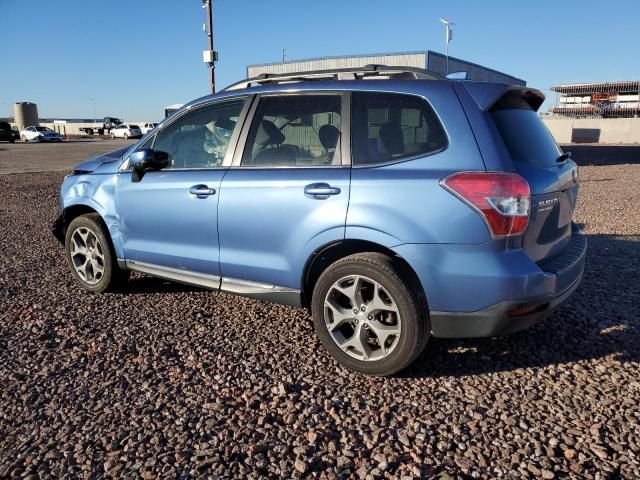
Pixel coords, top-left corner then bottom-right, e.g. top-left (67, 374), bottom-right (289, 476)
top-left (79, 117), bottom-right (123, 136)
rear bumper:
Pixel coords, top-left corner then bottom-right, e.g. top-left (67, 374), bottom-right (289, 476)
top-left (430, 268), bottom-right (583, 337)
top-left (394, 228), bottom-right (587, 338)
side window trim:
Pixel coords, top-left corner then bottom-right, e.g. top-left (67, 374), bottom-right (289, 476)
top-left (230, 91), bottom-right (350, 168)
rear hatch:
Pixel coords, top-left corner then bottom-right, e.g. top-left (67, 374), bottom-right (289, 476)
top-left (489, 90), bottom-right (579, 263)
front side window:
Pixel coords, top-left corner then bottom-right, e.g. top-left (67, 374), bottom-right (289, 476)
top-left (153, 99), bottom-right (245, 169)
top-left (351, 92), bottom-right (447, 166)
top-left (241, 95), bottom-right (342, 167)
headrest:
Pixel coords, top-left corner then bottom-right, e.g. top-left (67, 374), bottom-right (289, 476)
top-left (255, 120), bottom-right (285, 145)
top-left (319, 124), bottom-right (340, 150)
top-left (378, 123), bottom-right (405, 156)
top-left (216, 117), bottom-right (236, 131)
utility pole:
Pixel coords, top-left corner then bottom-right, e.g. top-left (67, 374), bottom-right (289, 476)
top-left (439, 18), bottom-right (454, 74)
top-left (202, 0), bottom-right (217, 94)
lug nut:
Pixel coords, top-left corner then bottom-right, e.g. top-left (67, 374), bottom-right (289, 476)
top-left (363, 323), bottom-right (369, 329)
top-left (361, 306), bottom-right (366, 312)
top-left (353, 308), bottom-right (358, 314)
top-left (368, 314), bottom-right (373, 320)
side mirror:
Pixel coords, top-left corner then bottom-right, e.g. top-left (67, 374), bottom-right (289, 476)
top-left (130, 148), bottom-right (169, 182)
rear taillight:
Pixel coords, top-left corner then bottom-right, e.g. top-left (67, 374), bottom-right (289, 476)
top-left (441, 172), bottom-right (531, 237)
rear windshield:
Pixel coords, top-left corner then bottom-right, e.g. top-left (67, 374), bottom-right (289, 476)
top-left (491, 103), bottom-right (561, 167)
top-left (129, 125), bottom-right (140, 129)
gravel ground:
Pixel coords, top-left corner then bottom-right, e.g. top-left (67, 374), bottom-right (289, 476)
top-left (0, 153), bottom-right (639, 478)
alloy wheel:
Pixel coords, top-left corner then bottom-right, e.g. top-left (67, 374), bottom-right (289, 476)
top-left (69, 226), bottom-right (105, 285)
top-left (323, 274), bottom-right (401, 361)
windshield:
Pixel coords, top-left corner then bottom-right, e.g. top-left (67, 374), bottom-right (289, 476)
top-left (129, 125), bottom-right (140, 129)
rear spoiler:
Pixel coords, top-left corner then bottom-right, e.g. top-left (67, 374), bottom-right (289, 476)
top-left (462, 82), bottom-right (545, 112)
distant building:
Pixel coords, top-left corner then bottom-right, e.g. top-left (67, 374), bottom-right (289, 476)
top-left (247, 50), bottom-right (525, 86)
top-left (552, 81), bottom-right (640, 118)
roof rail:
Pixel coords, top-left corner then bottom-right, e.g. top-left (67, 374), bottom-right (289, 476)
top-left (222, 65), bottom-right (444, 91)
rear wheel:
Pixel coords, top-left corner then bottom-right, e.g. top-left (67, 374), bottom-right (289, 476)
top-left (124, 133), bottom-right (129, 139)
top-left (311, 253), bottom-right (429, 376)
top-left (64, 214), bottom-right (129, 293)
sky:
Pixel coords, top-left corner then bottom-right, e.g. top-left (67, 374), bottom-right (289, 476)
top-left (1, 0), bottom-right (640, 120)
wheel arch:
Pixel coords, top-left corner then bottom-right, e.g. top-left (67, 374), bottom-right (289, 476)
top-left (61, 204), bottom-right (125, 265)
top-left (301, 239), bottom-right (428, 311)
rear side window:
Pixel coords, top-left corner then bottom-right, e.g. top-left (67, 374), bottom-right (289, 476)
top-left (351, 92), bottom-right (447, 166)
top-left (491, 97), bottom-right (561, 167)
top-left (241, 95), bottom-right (342, 167)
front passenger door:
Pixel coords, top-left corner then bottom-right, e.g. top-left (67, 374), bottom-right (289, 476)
top-left (115, 97), bottom-right (249, 276)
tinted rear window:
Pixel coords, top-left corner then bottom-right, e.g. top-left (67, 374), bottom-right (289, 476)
top-left (491, 106), bottom-right (561, 167)
top-left (351, 92), bottom-right (447, 166)
top-left (129, 125), bottom-right (140, 129)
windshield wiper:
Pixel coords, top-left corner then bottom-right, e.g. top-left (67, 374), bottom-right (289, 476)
top-left (556, 151), bottom-right (572, 163)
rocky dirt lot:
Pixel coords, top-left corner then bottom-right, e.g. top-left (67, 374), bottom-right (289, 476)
top-left (0, 150), bottom-right (638, 478)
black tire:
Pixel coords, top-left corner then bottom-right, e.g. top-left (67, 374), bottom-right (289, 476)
top-left (311, 252), bottom-right (429, 376)
top-left (64, 214), bottom-right (130, 293)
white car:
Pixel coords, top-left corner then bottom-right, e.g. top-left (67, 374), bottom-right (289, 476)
top-left (141, 122), bottom-right (158, 135)
top-left (21, 126), bottom-right (64, 142)
top-left (111, 123), bottom-right (142, 139)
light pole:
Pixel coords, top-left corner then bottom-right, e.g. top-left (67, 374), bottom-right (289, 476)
top-left (439, 18), bottom-right (455, 74)
top-left (87, 97), bottom-right (96, 124)
top-left (202, 0), bottom-right (217, 94)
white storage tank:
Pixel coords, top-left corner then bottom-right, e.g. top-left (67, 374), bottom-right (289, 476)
top-left (13, 102), bottom-right (39, 131)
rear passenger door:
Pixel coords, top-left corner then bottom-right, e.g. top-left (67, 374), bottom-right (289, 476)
top-left (218, 93), bottom-right (350, 292)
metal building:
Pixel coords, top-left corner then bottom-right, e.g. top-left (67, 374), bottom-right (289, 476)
top-left (13, 102), bottom-right (39, 131)
top-left (247, 50), bottom-right (525, 86)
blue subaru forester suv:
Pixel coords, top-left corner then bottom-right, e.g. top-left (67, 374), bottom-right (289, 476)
top-left (53, 66), bottom-right (586, 376)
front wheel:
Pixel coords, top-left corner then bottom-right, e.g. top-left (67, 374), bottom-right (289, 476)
top-left (64, 214), bottom-right (130, 293)
top-left (123, 133), bottom-right (129, 139)
top-left (311, 253), bottom-right (429, 376)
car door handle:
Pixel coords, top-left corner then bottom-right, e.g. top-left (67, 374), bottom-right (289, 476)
top-left (304, 183), bottom-right (341, 198)
top-left (190, 184), bottom-right (216, 198)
